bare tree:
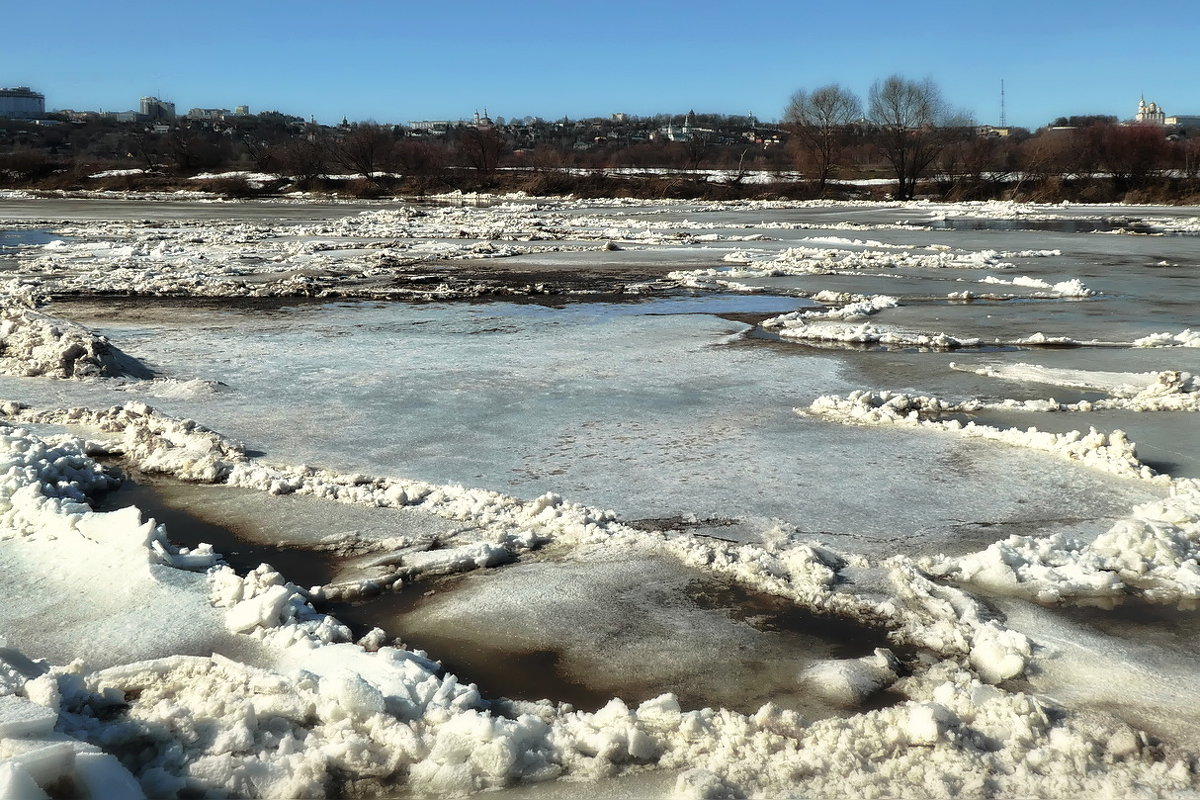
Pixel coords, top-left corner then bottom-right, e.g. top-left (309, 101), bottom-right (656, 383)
top-left (456, 126), bottom-right (505, 178)
top-left (682, 130), bottom-right (711, 171)
top-left (165, 129), bottom-right (225, 174)
top-left (393, 139), bottom-right (449, 195)
top-left (272, 130), bottom-right (328, 189)
top-left (784, 84), bottom-right (861, 195)
top-left (333, 123), bottom-right (395, 185)
top-left (935, 135), bottom-right (1011, 200)
top-left (1178, 138), bottom-right (1200, 186)
top-left (868, 75), bottom-right (954, 200)
top-left (1087, 123), bottom-right (1169, 194)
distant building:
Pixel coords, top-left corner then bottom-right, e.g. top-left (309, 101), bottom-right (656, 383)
top-left (976, 125), bottom-right (1014, 138)
top-left (139, 96), bottom-right (175, 121)
top-left (470, 108), bottom-right (494, 129)
top-left (1166, 114), bottom-right (1200, 129)
top-left (0, 86), bottom-right (45, 120)
top-left (664, 109), bottom-right (713, 142)
top-left (1135, 97), bottom-right (1166, 125)
top-left (103, 110), bottom-right (144, 123)
top-left (234, 105), bottom-right (249, 116)
top-left (408, 120), bottom-right (450, 136)
top-left (187, 108), bottom-right (230, 122)
top-left (1133, 97), bottom-right (1200, 131)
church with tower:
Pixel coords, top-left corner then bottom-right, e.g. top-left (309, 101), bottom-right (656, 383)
top-left (1135, 96), bottom-right (1166, 125)
top-left (1134, 96), bottom-right (1200, 130)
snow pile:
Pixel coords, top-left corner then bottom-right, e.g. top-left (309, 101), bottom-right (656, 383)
top-left (1134, 329), bottom-right (1200, 348)
top-left (669, 243), bottom-right (1028, 288)
top-left (764, 294), bottom-right (899, 327)
top-left (1142, 216), bottom-right (1200, 234)
top-left (922, 488), bottom-right (1200, 606)
top-left (191, 171), bottom-right (280, 186)
top-left (648, 660), bottom-right (1191, 799)
top-left (6, 202), bottom-right (780, 299)
top-left (0, 426), bottom-right (116, 541)
top-left (801, 649), bottom-right (900, 705)
top-left (87, 168), bottom-right (150, 179)
top-left (804, 391), bottom-right (1163, 483)
top-left (0, 296), bottom-right (144, 379)
top-left (952, 363), bottom-right (1200, 412)
top-left (3, 401), bottom-right (248, 483)
top-left (768, 321), bottom-right (983, 350)
top-left (979, 275), bottom-right (1096, 298)
top-left (0, 676), bottom-right (145, 800)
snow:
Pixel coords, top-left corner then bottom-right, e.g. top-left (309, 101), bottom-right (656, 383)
top-left (0, 295), bottom-right (146, 379)
top-left (801, 649), bottom-right (900, 706)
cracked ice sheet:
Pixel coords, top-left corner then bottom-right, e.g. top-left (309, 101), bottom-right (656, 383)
top-left (0, 298), bottom-right (1163, 558)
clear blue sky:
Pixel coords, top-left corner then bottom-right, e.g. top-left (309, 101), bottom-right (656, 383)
top-left (3, 0), bottom-right (1197, 129)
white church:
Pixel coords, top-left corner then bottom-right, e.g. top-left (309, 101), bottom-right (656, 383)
top-left (1135, 97), bottom-right (1200, 129)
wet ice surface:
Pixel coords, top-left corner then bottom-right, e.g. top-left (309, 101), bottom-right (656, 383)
top-left (2, 295), bottom-right (1162, 556)
top-left (327, 549), bottom-right (900, 716)
top-left (995, 597), bottom-right (1200, 752)
top-left (0, 229), bottom-right (59, 249)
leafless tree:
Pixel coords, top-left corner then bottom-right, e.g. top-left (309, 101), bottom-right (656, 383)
top-left (333, 123), bottom-right (395, 185)
top-left (165, 130), bottom-right (224, 174)
top-left (457, 127), bottom-right (505, 178)
top-left (272, 130), bottom-right (328, 189)
top-left (682, 131), bottom-right (710, 171)
top-left (1177, 138), bottom-right (1200, 185)
top-left (784, 84), bottom-right (861, 195)
top-left (1087, 123), bottom-right (1169, 194)
top-left (868, 75), bottom-right (955, 200)
top-left (393, 140), bottom-right (450, 195)
top-left (935, 135), bottom-right (1012, 200)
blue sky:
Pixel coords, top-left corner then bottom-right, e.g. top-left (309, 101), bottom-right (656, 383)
top-left (3, 0), bottom-right (1197, 129)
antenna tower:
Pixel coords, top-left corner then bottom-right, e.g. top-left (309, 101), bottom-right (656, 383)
top-left (1000, 79), bottom-right (1007, 128)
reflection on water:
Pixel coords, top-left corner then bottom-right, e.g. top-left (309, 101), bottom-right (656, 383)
top-left (925, 218), bottom-right (1165, 235)
top-left (0, 229), bottom-right (61, 249)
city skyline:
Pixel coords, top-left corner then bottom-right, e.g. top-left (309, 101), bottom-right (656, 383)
top-left (4, 0), bottom-right (1198, 129)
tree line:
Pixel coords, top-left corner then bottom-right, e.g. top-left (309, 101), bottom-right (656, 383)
top-left (784, 75), bottom-right (1200, 203)
top-left (2, 77), bottom-right (1198, 202)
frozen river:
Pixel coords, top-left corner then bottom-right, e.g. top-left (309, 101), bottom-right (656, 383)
top-left (0, 195), bottom-right (1199, 799)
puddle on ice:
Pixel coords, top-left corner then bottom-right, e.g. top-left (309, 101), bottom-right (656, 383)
top-left (325, 553), bottom-right (903, 718)
top-left (0, 229), bottom-right (62, 249)
top-left (92, 470), bottom-right (907, 719)
top-left (923, 217), bottom-right (1165, 235)
top-left (95, 473), bottom-right (341, 588)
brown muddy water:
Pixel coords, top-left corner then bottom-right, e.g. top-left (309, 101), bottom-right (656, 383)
top-left (96, 469), bottom-right (906, 717)
top-left (95, 473), bottom-right (339, 588)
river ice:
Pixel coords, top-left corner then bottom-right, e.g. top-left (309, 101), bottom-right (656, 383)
top-left (0, 195), bottom-right (1198, 799)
